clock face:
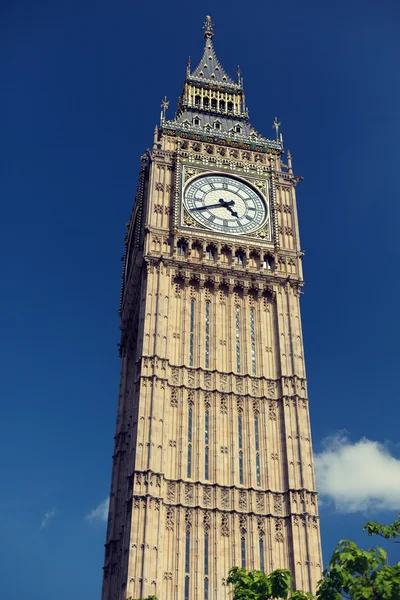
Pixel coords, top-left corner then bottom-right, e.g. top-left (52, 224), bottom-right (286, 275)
top-left (184, 174), bottom-right (267, 235)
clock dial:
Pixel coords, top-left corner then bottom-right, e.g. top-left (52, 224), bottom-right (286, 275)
top-left (184, 174), bottom-right (267, 235)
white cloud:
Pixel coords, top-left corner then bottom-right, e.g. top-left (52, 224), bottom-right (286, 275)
top-left (41, 509), bottom-right (56, 529)
top-left (315, 432), bottom-right (400, 513)
top-left (86, 497), bottom-right (109, 523)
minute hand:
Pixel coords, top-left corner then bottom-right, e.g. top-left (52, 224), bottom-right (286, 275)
top-left (194, 201), bottom-right (234, 211)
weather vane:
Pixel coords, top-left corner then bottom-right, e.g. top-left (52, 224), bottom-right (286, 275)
top-left (273, 117), bottom-right (281, 140)
top-left (160, 96), bottom-right (169, 124)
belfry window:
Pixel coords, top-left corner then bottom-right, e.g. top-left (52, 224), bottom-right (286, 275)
top-left (238, 413), bottom-right (244, 484)
top-left (185, 530), bottom-right (191, 572)
top-left (177, 242), bottom-right (186, 256)
top-left (235, 251), bottom-right (244, 265)
top-left (219, 100), bottom-right (225, 111)
top-left (254, 416), bottom-right (261, 486)
top-left (189, 299), bottom-right (195, 366)
top-left (187, 407), bottom-right (193, 478)
top-left (211, 98), bottom-right (217, 109)
top-left (195, 95), bottom-right (201, 106)
top-left (203, 97), bottom-right (209, 108)
top-left (227, 101), bottom-right (233, 112)
top-left (205, 409), bottom-right (210, 479)
top-left (206, 246), bottom-right (215, 260)
top-left (205, 301), bottom-right (210, 368)
top-left (235, 306), bottom-right (241, 373)
top-left (250, 308), bottom-right (256, 376)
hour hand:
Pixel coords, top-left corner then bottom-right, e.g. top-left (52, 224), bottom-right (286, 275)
top-left (226, 205), bottom-right (239, 218)
top-left (219, 198), bottom-right (234, 207)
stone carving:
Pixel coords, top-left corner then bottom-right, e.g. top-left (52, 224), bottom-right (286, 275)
top-left (203, 511), bottom-right (211, 531)
top-left (155, 182), bottom-right (164, 191)
top-left (221, 488), bottom-right (229, 509)
top-left (171, 368), bottom-right (179, 384)
top-left (185, 484), bottom-right (194, 504)
top-left (275, 518), bottom-right (284, 543)
top-left (268, 401), bottom-right (277, 420)
top-left (239, 514), bottom-right (247, 535)
top-left (188, 369), bottom-right (195, 386)
top-left (256, 492), bottom-right (265, 511)
top-left (221, 514), bottom-right (229, 537)
top-left (252, 380), bottom-right (259, 394)
top-left (257, 516), bottom-right (265, 537)
top-left (239, 491), bottom-right (247, 510)
top-left (167, 482), bottom-right (176, 502)
top-left (253, 399), bottom-right (260, 416)
top-left (169, 440), bottom-right (177, 447)
top-left (164, 572), bottom-right (172, 580)
top-left (185, 509), bottom-right (192, 531)
top-left (236, 377), bottom-right (243, 393)
top-left (187, 390), bottom-right (194, 407)
top-left (203, 486), bottom-right (212, 506)
top-left (165, 507), bottom-right (174, 530)
top-left (204, 373), bottom-right (211, 389)
top-left (220, 394), bottom-right (228, 414)
top-left (274, 494), bottom-right (283, 514)
top-left (170, 389), bottom-right (178, 407)
top-left (220, 446), bottom-right (228, 454)
top-left (154, 204), bottom-right (163, 214)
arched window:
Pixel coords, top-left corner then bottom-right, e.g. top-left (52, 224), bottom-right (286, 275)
top-left (203, 97), bottom-right (209, 108)
top-left (227, 101), bottom-right (233, 112)
top-left (219, 100), bottom-right (225, 111)
top-left (235, 251), bottom-right (244, 266)
top-left (195, 95), bottom-right (201, 106)
top-left (214, 121), bottom-right (221, 130)
top-left (235, 124), bottom-right (242, 134)
top-left (193, 117), bottom-right (200, 126)
top-left (263, 254), bottom-right (274, 270)
top-left (206, 245), bottom-right (215, 260)
top-left (211, 98), bottom-right (217, 109)
top-left (177, 241), bottom-right (186, 257)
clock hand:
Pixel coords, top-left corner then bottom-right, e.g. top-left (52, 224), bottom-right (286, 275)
top-left (226, 205), bottom-right (239, 218)
top-left (194, 203), bottom-right (227, 211)
top-left (218, 198), bottom-right (235, 207)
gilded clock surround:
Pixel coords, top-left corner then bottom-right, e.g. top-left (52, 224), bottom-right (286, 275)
top-left (103, 15), bottom-right (322, 600)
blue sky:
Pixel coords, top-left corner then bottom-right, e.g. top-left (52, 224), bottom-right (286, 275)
top-left (1, 1), bottom-right (400, 598)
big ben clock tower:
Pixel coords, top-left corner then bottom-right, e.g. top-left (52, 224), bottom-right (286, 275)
top-left (102, 16), bottom-right (322, 600)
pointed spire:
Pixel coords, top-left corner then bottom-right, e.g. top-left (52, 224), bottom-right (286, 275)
top-left (272, 117), bottom-right (281, 140)
top-left (191, 16), bottom-right (236, 86)
top-left (160, 96), bottom-right (169, 124)
top-left (186, 56), bottom-right (191, 77)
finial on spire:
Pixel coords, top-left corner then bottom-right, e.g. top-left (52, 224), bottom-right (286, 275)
top-left (160, 96), bottom-right (169, 124)
top-left (273, 117), bottom-right (281, 140)
top-left (186, 56), bottom-right (191, 77)
top-left (237, 65), bottom-right (242, 86)
top-left (202, 15), bottom-right (215, 40)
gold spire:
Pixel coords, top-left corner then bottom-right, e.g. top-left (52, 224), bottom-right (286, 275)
top-left (186, 56), bottom-right (191, 77)
top-left (202, 15), bottom-right (215, 40)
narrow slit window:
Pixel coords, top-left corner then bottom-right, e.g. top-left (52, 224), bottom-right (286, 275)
top-left (185, 531), bottom-right (191, 573)
top-left (189, 298), bottom-right (195, 366)
top-left (250, 308), bottom-right (256, 376)
top-left (205, 409), bottom-right (209, 480)
top-left (204, 533), bottom-right (209, 575)
top-left (205, 301), bottom-right (210, 368)
top-left (187, 407), bottom-right (193, 478)
top-left (255, 416), bottom-right (261, 486)
top-left (185, 576), bottom-right (190, 600)
top-left (238, 414), bottom-right (244, 485)
top-left (241, 537), bottom-right (246, 567)
top-left (259, 538), bottom-right (265, 572)
top-left (235, 306), bottom-right (241, 373)
top-left (204, 578), bottom-right (209, 600)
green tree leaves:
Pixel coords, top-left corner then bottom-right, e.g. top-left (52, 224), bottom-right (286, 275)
top-left (227, 514), bottom-right (400, 600)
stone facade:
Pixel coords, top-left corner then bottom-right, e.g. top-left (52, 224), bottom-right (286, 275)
top-left (102, 16), bottom-right (322, 600)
